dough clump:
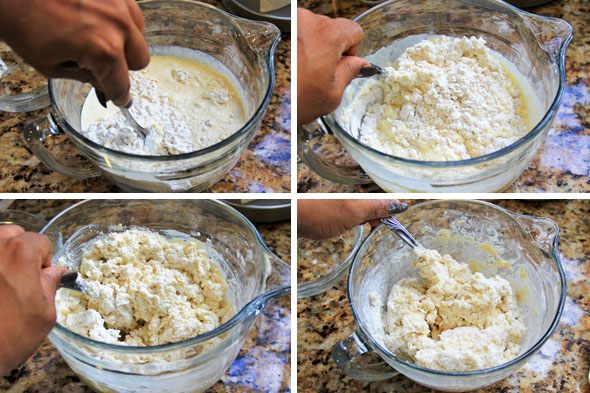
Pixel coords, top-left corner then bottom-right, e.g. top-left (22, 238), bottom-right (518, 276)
top-left (57, 228), bottom-right (234, 346)
top-left (351, 36), bottom-right (529, 161)
top-left (382, 247), bottom-right (525, 371)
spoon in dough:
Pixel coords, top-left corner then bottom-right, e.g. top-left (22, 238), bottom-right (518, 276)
top-left (381, 216), bottom-right (420, 249)
top-left (95, 89), bottom-right (149, 139)
top-left (59, 271), bottom-right (91, 295)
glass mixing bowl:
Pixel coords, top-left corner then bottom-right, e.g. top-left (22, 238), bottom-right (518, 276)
top-left (299, 0), bottom-right (573, 192)
top-left (23, 0), bottom-right (280, 192)
top-left (0, 43), bottom-right (50, 112)
top-left (332, 200), bottom-right (565, 391)
top-left (297, 225), bottom-right (365, 298)
top-left (41, 199), bottom-right (290, 393)
top-left (0, 209), bottom-right (46, 231)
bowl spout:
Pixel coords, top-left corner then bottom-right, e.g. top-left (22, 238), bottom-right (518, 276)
top-left (521, 12), bottom-right (573, 60)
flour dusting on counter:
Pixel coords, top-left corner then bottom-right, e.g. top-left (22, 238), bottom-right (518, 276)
top-left (379, 246), bottom-right (525, 371)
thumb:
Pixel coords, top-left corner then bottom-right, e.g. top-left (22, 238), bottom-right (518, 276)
top-left (40, 267), bottom-right (70, 302)
top-left (358, 200), bottom-right (408, 227)
top-left (333, 55), bottom-right (371, 94)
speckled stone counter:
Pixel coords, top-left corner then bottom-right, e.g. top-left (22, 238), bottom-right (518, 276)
top-left (0, 0), bottom-right (290, 193)
top-left (297, 0), bottom-right (590, 193)
top-left (0, 199), bottom-right (291, 393)
top-left (297, 199), bottom-right (589, 392)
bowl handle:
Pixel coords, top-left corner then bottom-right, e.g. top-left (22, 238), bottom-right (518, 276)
top-left (298, 120), bottom-right (373, 185)
top-left (259, 249), bottom-right (291, 306)
top-left (521, 13), bottom-right (573, 60)
top-left (23, 113), bottom-right (100, 178)
top-left (332, 331), bottom-right (399, 381)
top-left (512, 214), bottom-right (560, 255)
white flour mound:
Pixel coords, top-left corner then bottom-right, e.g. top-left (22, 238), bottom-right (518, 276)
top-left (347, 36), bottom-right (530, 161)
top-left (81, 57), bottom-right (245, 156)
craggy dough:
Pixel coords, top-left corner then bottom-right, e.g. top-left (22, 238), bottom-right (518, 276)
top-left (57, 228), bottom-right (235, 346)
top-left (350, 36), bottom-right (530, 161)
top-left (382, 247), bottom-right (525, 371)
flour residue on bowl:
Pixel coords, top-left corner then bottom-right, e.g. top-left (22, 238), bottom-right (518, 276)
top-left (80, 47), bottom-right (246, 155)
top-left (376, 246), bottom-right (525, 372)
top-left (340, 35), bottom-right (542, 161)
top-left (56, 227), bottom-right (235, 346)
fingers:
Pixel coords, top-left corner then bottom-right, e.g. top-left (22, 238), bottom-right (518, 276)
top-left (124, 0), bottom-right (150, 71)
top-left (124, 24), bottom-right (150, 71)
top-left (40, 267), bottom-right (70, 307)
top-left (329, 18), bottom-right (364, 56)
top-left (91, 42), bottom-right (132, 107)
top-left (0, 225), bottom-right (25, 239)
top-left (22, 233), bottom-right (52, 269)
top-left (332, 55), bottom-right (370, 102)
top-left (126, 0), bottom-right (146, 33)
top-left (355, 199), bottom-right (409, 223)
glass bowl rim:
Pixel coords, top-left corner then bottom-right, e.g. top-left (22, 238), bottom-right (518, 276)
top-left (48, 0), bottom-right (279, 162)
top-left (44, 199), bottom-right (278, 353)
top-left (322, 0), bottom-right (573, 168)
top-left (348, 199), bottom-right (566, 376)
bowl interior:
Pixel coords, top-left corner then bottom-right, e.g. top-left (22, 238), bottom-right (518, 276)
top-left (350, 201), bottom-right (563, 375)
top-left (334, 0), bottom-right (560, 154)
top-left (43, 200), bottom-right (267, 326)
top-left (51, 0), bottom-right (270, 138)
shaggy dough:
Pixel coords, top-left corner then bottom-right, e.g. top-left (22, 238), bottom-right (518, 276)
top-left (347, 36), bottom-right (531, 161)
top-left (56, 228), bottom-right (235, 346)
top-left (381, 247), bottom-right (525, 371)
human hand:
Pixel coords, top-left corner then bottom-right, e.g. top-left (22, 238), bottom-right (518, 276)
top-left (0, 0), bottom-right (150, 107)
top-left (297, 8), bottom-right (370, 124)
top-left (298, 199), bottom-right (408, 240)
top-left (0, 225), bottom-right (69, 376)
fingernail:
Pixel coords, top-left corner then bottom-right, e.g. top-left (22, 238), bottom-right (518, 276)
top-left (95, 89), bottom-right (108, 108)
top-left (388, 201), bottom-right (408, 214)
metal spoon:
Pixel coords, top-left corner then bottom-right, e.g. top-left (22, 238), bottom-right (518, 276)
top-left (95, 89), bottom-right (148, 138)
top-left (59, 271), bottom-right (90, 295)
top-left (381, 216), bottom-right (420, 249)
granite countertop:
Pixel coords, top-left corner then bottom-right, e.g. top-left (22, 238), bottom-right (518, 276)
top-left (0, 0), bottom-right (290, 193)
top-left (297, 0), bottom-right (590, 193)
top-left (297, 199), bottom-right (590, 392)
top-left (0, 199), bottom-right (291, 393)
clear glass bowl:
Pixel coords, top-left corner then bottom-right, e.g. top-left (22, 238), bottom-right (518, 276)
top-left (0, 43), bottom-right (50, 112)
top-left (0, 209), bottom-right (46, 231)
top-left (41, 199), bottom-right (290, 393)
top-left (297, 225), bottom-right (365, 298)
top-left (23, 0), bottom-right (280, 192)
top-left (331, 200), bottom-right (565, 391)
top-left (299, 0), bottom-right (573, 192)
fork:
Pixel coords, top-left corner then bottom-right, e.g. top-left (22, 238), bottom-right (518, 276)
top-left (381, 216), bottom-right (420, 249)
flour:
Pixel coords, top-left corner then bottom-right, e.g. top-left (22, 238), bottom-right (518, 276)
top-left (380, 247), bottom-right (525, 372)
top-left (80, 55), bottom-right (246, 156)
top-left (56, 228), bottom-right (235, 346)
top-left (343, 36), bottom-right (531, 161)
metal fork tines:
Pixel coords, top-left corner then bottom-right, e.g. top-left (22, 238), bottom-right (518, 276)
top-left (381, 216), bottom-right (420, 249)
top-left (59, 271), bottom-right (89, 295)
